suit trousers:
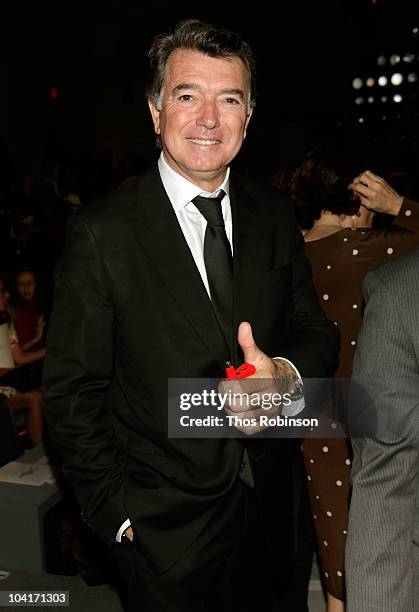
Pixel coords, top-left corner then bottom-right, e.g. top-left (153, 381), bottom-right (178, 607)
top-left (112, 479), bottom-right (307, 612)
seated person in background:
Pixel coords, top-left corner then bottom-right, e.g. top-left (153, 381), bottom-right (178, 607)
top-left (11, 268), bottom-right (46, 351)
top-left (0, 274), bottom-right (45, 367)
top-left (0, 274), bottom-right (45, 446)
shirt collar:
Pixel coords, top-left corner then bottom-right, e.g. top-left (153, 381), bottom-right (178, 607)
top-left (158, 152), bottom-right (230, 212)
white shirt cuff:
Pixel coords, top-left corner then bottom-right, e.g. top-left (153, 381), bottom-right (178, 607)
top-left (116, 518), bottom-right (131, 542)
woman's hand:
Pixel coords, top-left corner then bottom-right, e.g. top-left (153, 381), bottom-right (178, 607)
top-left (349, 170), bottom-right (403, 215)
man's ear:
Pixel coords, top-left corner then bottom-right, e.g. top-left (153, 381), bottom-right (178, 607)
top-left (243, 107), bottom-right (253, 139)
top-left (148, 100), bottom-right (161, 134)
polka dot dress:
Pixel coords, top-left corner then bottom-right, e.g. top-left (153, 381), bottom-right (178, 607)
top-left (302, 199), bottom-right (419, 601)
top-left (302, 437), bottom-right (351, 600)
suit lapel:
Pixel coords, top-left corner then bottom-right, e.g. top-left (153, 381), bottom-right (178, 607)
top-left (134, 165), bottom-right (230, 370)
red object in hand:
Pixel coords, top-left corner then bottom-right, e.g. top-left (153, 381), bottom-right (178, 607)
top-left (225, 362), bottom-right (256, 380)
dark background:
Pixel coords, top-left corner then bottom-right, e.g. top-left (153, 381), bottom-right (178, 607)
top-left (2, 0), bottom-right (419, 183)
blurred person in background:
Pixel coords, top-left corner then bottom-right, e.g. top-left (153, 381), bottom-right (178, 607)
top-left (0, 274), bottom-right (45, 446)
top-left (288, 141), bottom-right (419, 612)
top-left (11, 268), bottom-right (46, 352)
top-left (346, 248), bottom-right (419, 612)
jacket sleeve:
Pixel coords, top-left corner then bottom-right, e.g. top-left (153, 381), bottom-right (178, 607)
top-left (43, 211), bottom-right (127, 546)
top-left (280, 218), bottom-right (340, 379)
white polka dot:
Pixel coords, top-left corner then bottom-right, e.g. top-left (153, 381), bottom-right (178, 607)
top-left (325, 572), bottom-right (329, 578)
top-left (336, 480), bottom-right (343, 486)
top-left (343, 237), bottom-right (348, 242)
top-left (343, 530), bottom-right (347, 535)
top-left (323, 540), bottom-right (328, 547)
top-left (322, 446), bottom-right (329, 453)
top-left (387, 247), bottom-right (394, 255)
top-left (326, 264), bottom-right (332, 270)
top-left (352, 249), bottom-right (358, 255)
top-left (345, 459), bottom-right (351, 466)
top-left (313, 514), bottom-right (317, 519)
top-left (315, 495), bottom-right (320, 500)
top-left (307, 475), bottom-right (312, 481)
top-left (361, 231), bottom-right (366, 235)
top-left (310, 459), bottom-right (314, 464)
top-left (331, 422), bottom-right (337, 429)
top-left (326, 511), bottom-right (333, 517)
top-left (352, 304), bottom-right (358, 309)
top-left (351, 340), bottom-right (356, 346)
top-left (337, 571), bottom-right (343, 577)
top-left (323, 294), bottom-right (329, 301)
top-left (333, 321), bottom-right (338, 325)
top-left (405, 209), bottom-right (412, 216)
top-left (300, 445), bottom-right (304, 451)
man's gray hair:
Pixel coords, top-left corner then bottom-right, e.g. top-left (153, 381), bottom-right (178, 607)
top-left (146, 19), bottom-right (257, 111)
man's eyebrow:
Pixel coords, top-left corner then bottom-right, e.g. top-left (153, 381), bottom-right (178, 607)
top-left (219, 88), bottom-right (244, 99)
top-left (172, 83), bottom-right (202, 94)
top-left (171, 83), bottom-right (245, 99)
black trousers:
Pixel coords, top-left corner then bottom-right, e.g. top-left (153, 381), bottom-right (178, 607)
top-left (112, 480), bottom-right (311, 612)
top-left (0, 395), bottom-right (22, 466)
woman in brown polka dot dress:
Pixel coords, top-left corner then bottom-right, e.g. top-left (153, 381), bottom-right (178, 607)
top-left (289, 148), bottom-right (419, 612)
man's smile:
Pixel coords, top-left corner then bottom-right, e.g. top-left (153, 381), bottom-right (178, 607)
top-left (187, 138), bottom-right (221, 145)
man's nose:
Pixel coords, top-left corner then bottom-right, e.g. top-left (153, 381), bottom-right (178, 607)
top-left (196, 98), bottom-right (220, 130)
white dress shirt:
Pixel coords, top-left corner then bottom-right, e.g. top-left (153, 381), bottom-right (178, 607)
top-left (158, 152), bottom-right (233, 297)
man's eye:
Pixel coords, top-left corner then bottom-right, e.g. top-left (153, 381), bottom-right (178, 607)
top-left (225, 98), bottom-right (240, 105)
top-left (178, 94), bottom-right (193, 102)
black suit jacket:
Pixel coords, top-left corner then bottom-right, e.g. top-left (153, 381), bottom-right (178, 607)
top-left (44, 163), bottom-right (339, 574)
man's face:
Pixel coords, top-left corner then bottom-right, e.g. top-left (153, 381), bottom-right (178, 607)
top-left (149, 49), bottom-right (253, 191)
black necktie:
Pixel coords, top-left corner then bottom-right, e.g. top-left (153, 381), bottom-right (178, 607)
top-left (193, 191), bottom-right (233, 353)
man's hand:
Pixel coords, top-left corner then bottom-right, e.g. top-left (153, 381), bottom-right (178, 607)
top-left (123, 526), bottom-right (134, 542)
top-left (348, 170), bottom-right (403, 215)
top-left (220, 322), bottom-right (297, 435)
top-left (237, 321), bottom-right (297, 382)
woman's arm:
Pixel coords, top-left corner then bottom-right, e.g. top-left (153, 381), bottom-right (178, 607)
top-left (20, 315), bottom-right (45, 352)
top-left (11, 343), bottom-right (45, 365)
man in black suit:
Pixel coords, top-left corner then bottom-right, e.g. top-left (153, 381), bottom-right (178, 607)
top-left (44, 19), bottom-right (339, 611)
